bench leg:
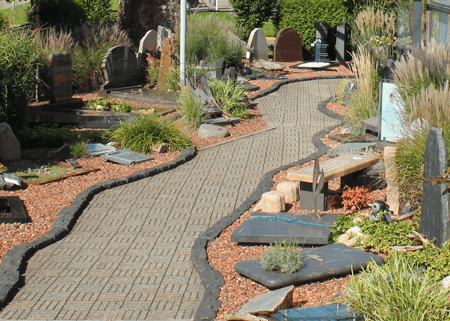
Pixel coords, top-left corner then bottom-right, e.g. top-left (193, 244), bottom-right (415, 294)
top-left (299, 182), bottom-right (328, 211)
top-left (341, 170), bottom-right (365, 189)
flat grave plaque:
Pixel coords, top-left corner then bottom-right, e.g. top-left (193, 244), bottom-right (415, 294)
top-left (272, 304), bottom-right (364, 321)
top-left (86, 143), bottom-right (117, 156)
top-left (231, 212), bottom-right (338, 245)
top-left (290, 61), bottom-right (338, 69)
top-left (0, 196), bottom-right (29, 224)
top-left (286, 153), bottom-right (379, 183)
top-left (101, 149), bottom-right (153, 166)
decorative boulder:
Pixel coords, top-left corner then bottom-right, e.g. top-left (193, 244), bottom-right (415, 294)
top-left (254, 191), bottom-right (286, 213)
top-left (276, 181), bottom-right (299, 204)
top-left (239, 285), bottom-right (294, 316)
top-left (0, 122), bottom-right (21, 161)
top-left (198, 124), bottom-right (230, 139)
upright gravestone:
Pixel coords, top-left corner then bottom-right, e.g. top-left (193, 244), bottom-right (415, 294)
top-left (100, 46), bottom-right (138, 90)
top-left (157, 25), bottom-right (173, 54)
top-left (335, 23), bottom-right (346, 63)
top-left (274, 28), bottom-right (303, 62)
top-left (138, 29), bottom-right (157, 72)
top-left (420, 127), bottom-right (450, 248)
top-left (156, 38), bottom-right (176, 90)
top-left (315, 22), bottom-right (329, 62)
top-left (247, 28), bottom-right (269, 61)
top-left (48, 52), bottom-right (72, 103)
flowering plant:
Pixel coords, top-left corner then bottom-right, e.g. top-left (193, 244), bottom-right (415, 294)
top-left (310, 38), bottom-right (322, 48)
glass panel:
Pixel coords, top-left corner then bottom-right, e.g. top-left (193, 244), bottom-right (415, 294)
top-left (398, 0), bottom-right (413, 46)
top-left (430, 8), bottom-right (450, 44)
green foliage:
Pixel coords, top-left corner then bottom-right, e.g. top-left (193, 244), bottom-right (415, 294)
top-left (0, 9), bottom-right (10, 29)
top-left (147, 65), bottom-right (159, 87)
top-left (260, 239), bottom-right (303, 274)
top-left (329, 213), bottom-right (419, 253)
top-left (262, 19), bottom-right (278, 38)
top-left (186, 13), bottom-right (244, 65)
top-left (405, 242), bottom-right (450, 283)
top-left (278, 0), bottom-right (350, 60)
top-left (177, 89), bottom-right (204, 130)
top-left (162, 65), bottom-right (181, 92)
top-left (342, 252), bottom-right (450, 320)
top-left (39, 0), bottom-right (86, 27)
top-left (209, 79), bottom-right (249, 118)
top-left (84, 0), bottom-right (115, 23)
top-left (334, 79), bottom-right (350, 104)
top-left (110, 115), bottom-right (194, 153)
top-left (229, 0), bottom-right (279, 40)
top-left (69, 140), bottom-right (88, 158)
top-left (0, 4), bottom-right (29, 26)
top-left (86, 97), bottom-right (132, 113)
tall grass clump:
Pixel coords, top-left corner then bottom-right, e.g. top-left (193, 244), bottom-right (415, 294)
top-left (177, 88), bottom-right (204, 130)
top-left (342, 253), bottom-right (450, 320)
top-left (209, 79), bottom-right (248, 118)
top-left (110, 115), bottom-right (193, 153)
top-left (186, 13), bottom-right (244, 65)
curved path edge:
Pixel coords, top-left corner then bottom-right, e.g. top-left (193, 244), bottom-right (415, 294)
top-left (0, 146), bottom-right (198, 309)
top-left (192, 90), bottom-right (346, 320)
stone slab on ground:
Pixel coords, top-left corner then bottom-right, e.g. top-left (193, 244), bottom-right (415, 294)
top-left (101, 149), bottom-right (154, 166)
top-left (0, 122), bottom-right (21, 162)
top-left (361, 115), bottom-right (379, 133)
top-left (86, 143), bottom-right (117, 156)
top-left (235, 244), bottom-right (384, 289)
top-left (254, 61), bottom-right (286, 71)
top-left (231, 212), bottom-right (337, 245)
top-left (0, 196), bottom-right (29, 224)
top-left (239, 285), bottom-right (294, 315)
top-left (198, 124), bottom-right (230, 139)
top-left (271, 303), bottom-right (364, 321)
top-left (327, 142), bottom-right (376, 157)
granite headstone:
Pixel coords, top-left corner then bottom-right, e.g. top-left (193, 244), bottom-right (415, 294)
top-left (315, 22), bottom-right (329, 62)
top-left (247, 28), bottom-right (269, 61)
top-left (100, 46), bottom-right (138, 90)
top-left (419, 127), bottom-right (450, 247)
top-left (274, 28), bottom-right (303, 62)
top-left (139, 29), bottom-right (157, 54)
top-left (335, 23), bottom-right (346, 63)
top-left (48, 52), bottom-right (72, 103)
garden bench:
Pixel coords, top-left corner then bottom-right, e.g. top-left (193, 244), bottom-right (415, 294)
top-left (286, 153), bottom-right (379, 211)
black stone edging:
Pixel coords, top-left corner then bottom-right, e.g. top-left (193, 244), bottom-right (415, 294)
top-left (318, 96), bottom-right (346, 121)
top-left (0, 146), bottom-right (197, 308)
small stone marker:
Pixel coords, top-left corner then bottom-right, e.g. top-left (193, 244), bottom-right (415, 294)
top-left (101, 46), bottom-right (138, 90)
top-left (247, 28), bottom-right (269, 61)
top-left (272, 304), bottom-right (364, 321)
top-left (0, 196), bottom-right (29, 224)
top-left (139, 30), bottom-right (157, 54)
top-left (335, 23), bottom-right (347, 63)
top-left (0, 122), bottom-right (21, 161)
top-left (66, 159), bottom-right (80, 168)
top-left (276, 181), bottom-right (299, 204)
top-left (231, 212), bottom-right (338, 245)
top-left (255, 191), bottom-right (286, 213)
top-left (239, 285), bottom-right (294, 315)
top-left (101, 149), bottom-right (154, 166)
top-left (156, 38), bottom-right (177, 90)
top-left (384, 146), bottom-right (400, 216)
top-left (86, 143), bottom-right (117, 156)
top-left (420, 128), bottom-right (449, 247)
top-left (156, 25), bottom-right (173, 54)
top-left (198, 124), bottom-right (230, 139)
top-left (48, 52), bottom-right (72, 103)
top-left (361, 115), bottom-right (379, 133)
top-left (274, 28), bottom-right (303, 62)
top-left (234, 243), bottom-right (384, 289)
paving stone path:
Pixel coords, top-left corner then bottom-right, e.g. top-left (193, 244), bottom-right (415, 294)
top-left (0, 79), bottom-right (341, 320)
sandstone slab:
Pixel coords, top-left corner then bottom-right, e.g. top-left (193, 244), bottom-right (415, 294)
top-left (0, 122), bottom-right (21, 161)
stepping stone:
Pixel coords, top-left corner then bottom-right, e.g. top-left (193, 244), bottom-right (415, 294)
top-left (271, 303), bottom-right (364, 321)
top-left (86, 143), bottom-right (117, 156)
top-left (231, 212), bottom-right (338, 245)
top-left (205, 117), bottom-right (240, 126)
top-left (327, 142), bottom-right (376, 157)
top-left (101, 149), bottom-right (153, 166)
top-left (239, 285), bottom-right (294, 315)
top-left (361, 115), bottom-right (379, 133)
top-left (235, 243), bottom-right (384, 289)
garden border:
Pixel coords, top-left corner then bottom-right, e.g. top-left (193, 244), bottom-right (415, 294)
top-left (0, 146), bottom-right (197, 308)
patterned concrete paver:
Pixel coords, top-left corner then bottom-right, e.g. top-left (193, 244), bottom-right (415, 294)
top-left (0, 79), bottom-right (341, 320)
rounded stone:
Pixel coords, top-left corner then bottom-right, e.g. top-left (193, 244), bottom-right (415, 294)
top-left (275, 181), bottom-right (299, 204)
top-left (337, 234), bottom-right (349, 244)
top-left (261, 191), bottom-right (285, 213)
top-left (198, 124), bottom-right (230, 139)
top-left (345, 226), bottom-right (363, 237)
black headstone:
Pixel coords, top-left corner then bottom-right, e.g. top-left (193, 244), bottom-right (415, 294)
top-left (419, 127), bottom-right (450, 247)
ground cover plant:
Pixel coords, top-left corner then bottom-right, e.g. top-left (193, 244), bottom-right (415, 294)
top-left (260, 239), bottom-right (303, 274)
top-left (176, 88), bottom-right (204, 130)
top-left (209, 79), bottom-right (249, 118)
top-left (85, 97), bottom-right (132, 113)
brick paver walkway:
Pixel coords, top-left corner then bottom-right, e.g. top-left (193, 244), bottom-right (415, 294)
top-left (0, 79), bottom-right (341, 320)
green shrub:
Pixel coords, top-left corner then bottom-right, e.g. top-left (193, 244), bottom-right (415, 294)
top-left (186, 13), bottom-right (244, 65)
top-left (260, 240), bottom-right (303, 274)
top-left (405, 242), bottom-right (450, 283)
top-left (262, 19), bottom-right (278, 38)
top-left (177, 89), bottom-right (204, 130)
top-left (110, 115), bottom-right (194, 153)
top-left (84, 0), bottom-right (115, 23)
top-left (278, 0), bottom-right (350, 60)
top-left (86, 97), bottom-right (132, 113)
top-left (69, 140), bottom-right (88, 158)
top-left (147, 64), bottom-right (159, 86)
top-left (0, 9), bottom-right (9, 29)
top-left (229, 0), bottom-right (279, 40)
top-left (209, 79), bottom-right (248, 118)
top-left (38, 0), bottom-right (86, 27)
top-left (342, 253), bottom-right (450, 320)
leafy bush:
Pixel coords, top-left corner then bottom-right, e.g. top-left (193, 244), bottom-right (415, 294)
top-left (84, 0), bottom-right (115, 23)
top-left (278, 0), bottom-right (350, 59)
top-left (177, 89), bottom-right (204, 130)
top-left (186, 13), bottom-right (245, 65)
top-left (260, 240), bottom-right (303, 274)
top-left (110, 115), bottom-right (194, 153)
top-left (342, 253), bottom-right (450, 320)
top-left (86, 97), bottom-right (132, 113)
top-left (38, 0), bottom-right (86, 27)
top-left (0, 10), bottom-right (9, 29)
top-left (405, 242), bottom-right (450, 283)
top-left (229, 0), bottom-right (279, 40)
top-left (147, 64), bottom-right (159, 86)
top-left (209, 79), bottom-right (248, 118)
top-left (69, 140), bottom-right (88, 158)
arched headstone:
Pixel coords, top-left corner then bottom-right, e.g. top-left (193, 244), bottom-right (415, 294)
top-left (247, 28), bottom-right (268, 61)
top-left (139, 30), bottom-right (157, 54)
top-left (274, 28), bottom-right (303, 62)
top-left (101, 46), bottom-right (138, 90)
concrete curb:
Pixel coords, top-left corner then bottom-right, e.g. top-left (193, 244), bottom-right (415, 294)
top-left (0, 146), bottom-right (197, 308)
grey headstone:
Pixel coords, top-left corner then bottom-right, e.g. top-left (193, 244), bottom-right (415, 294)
top-left (272, 304), bottom-right (364, 321)
top-left (100, 46), bottom-right (138, 90)
top-left (215, 58), bottom-right (226, 80)
top-left (247, 28), bottom-right (269, 61)
top-left (315, 22), bottom-right (328, 40)
top-left (419, 127), bottom-right (450, 247)
top-left (0, 122), bottom-right (21, 161)
top-left (198, 124), bottom-right (230, 138)
top-left (138, 30), bottom-right (157, 54)
top-left (342, 81), bottom-right (356, 106)
top-left (327, 142), bottom-right (376, 158)
top-left (235, 244), bottom-right (384, 289)
top-left (157, 25), bottom-right (173, 54)
top-left (101, 149), bottom-right (154, 166)
top-left (48, 52), bottom-right (72, 103)
top-left (336, 23), bottom-right (346, 63)
top-left (231, 212), bottom-right (338, 245)
top-left (86, 143), bottom-right (117, 156)
top-left (222, 67), bottom-right (237, 81)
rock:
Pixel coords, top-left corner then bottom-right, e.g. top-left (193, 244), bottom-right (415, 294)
top-left (0, 122), bottom-right (21, 161)
top-left (152, 142), bottom-right (168, 153)
top-left (254, 61), bottom-right (286, 71)
top-left (344, 237), bottom-right (358, 247)
top-left (253, 200), bottom-right (263, 212)
top-left (96, 104), bottom-right (104, 110)
top-left (198, 124), bottom-right (230, 139)
top-left (2, 173), bottom-right (22, 186)
top-left (442, 275), bottom-right (450, 290)
top-left (345, 226), bottom-right (363, 238)
top-left (260, 191), bottom-right (285, 213)
top-left (224, 312), bottom-right (267, 321)
top-left (276, 181), bottom-right (299, 204)
top-left (337, 234), bottom-right (349, 244)
top-left (353, 217), bottom-right (364, 224)
top-left (239, 285), bottom-right (294, 316)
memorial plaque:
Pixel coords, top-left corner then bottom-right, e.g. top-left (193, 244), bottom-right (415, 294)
top-left (247, 28), bottom-right (269, 61)
top-left (101, 46), bottom-right (138, 90)
top-left (48, 52), bottom-right (72, 103)
top-left (0, 196), bottom-right (29, 224)
top-left (420, 128), bottom-right (450, 247)
top-left (101, 149), bottom-right (153, 166)
top-left (274, 28), bottom-right (303, 62)
top-left (138, 29), bottom-right (157, 54)
top-left (272, 304), bottom-right (364, 321)
top-left (231, 212), bottom-right (338, 245)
